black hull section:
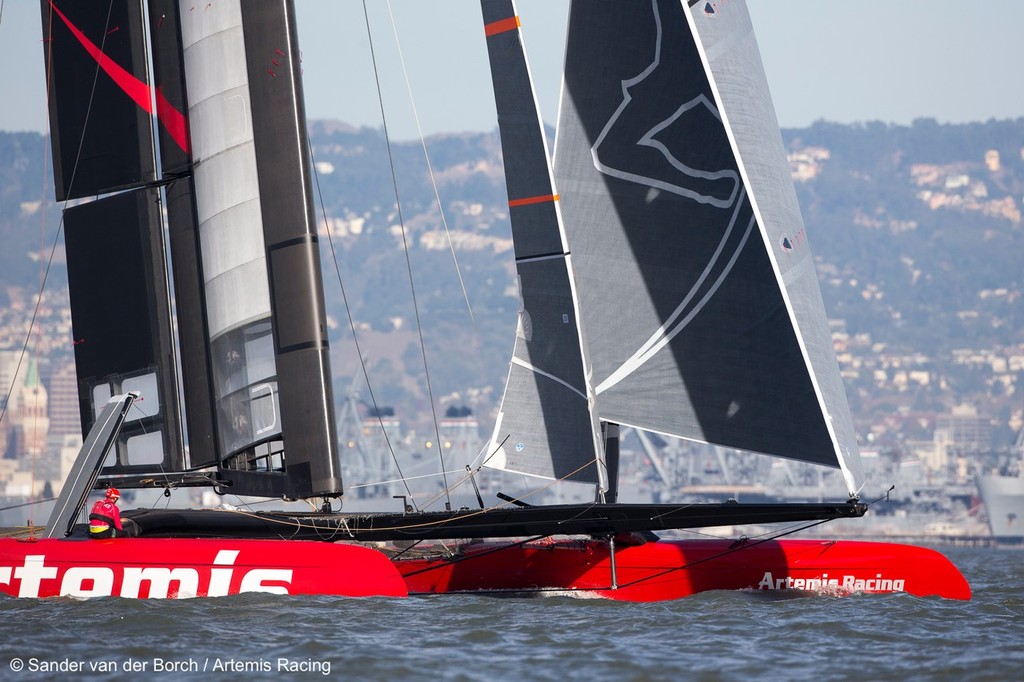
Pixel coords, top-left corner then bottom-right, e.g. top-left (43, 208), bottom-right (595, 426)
top-left (114, 502), bottom-right (867, 543)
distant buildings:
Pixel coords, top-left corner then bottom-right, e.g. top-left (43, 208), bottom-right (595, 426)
top-left (908, 148), bottom-right (1022, 224)
top-left (935, 404), bottom-right (994, 455)
top-left (0, 352), bottom-right (81, 499)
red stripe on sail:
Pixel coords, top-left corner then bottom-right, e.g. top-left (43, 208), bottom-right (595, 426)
top-left (508, 194), bottom-right (559, 208)
top-left (155, 86), bottom-right (190, 154)
top-left (48, 1), bottom-right (189, 153)
top-left (484, 16), bottom-right (520, 37)
top-left (48, 2), bottom-right (152, 113)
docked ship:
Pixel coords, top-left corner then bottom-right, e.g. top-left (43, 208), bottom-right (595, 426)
top-left (977, 431), bottom-right (1024, 545)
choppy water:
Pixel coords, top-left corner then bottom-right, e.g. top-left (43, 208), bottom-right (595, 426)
top-left (1, 547), bottom-right (1021, 681)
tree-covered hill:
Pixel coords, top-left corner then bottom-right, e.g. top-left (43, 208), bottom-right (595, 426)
top-left (1, 117), bottom-right (1022, 442)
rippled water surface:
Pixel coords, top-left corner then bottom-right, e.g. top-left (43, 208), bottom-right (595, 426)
top-left (2, 547), bottom-right (1021, 681)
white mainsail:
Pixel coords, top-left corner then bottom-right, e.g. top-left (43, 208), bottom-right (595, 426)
top-left (177, 0), bottom-right (342, 497)
top-left (550, 0), bottom-right (863, 496)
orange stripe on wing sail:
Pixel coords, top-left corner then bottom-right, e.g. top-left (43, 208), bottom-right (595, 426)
top-left (484, 16), bottom-right (520, 37)
top-left (508, 194), bottom-right (559, 208)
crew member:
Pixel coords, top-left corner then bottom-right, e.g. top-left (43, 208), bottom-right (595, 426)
top-left (89, 487), bottom-right (123, 539)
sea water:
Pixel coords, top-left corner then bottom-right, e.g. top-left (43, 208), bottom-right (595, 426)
top-left (1, 547), bottom-right (1020, 681)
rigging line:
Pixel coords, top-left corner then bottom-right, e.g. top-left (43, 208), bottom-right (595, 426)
top-left (864, 485), bottom-right (895, 507)
top-left (416, 466), bottom-right (481, 509)
top-left (347, 466), bottom-right (469, 490)
top-left (27, 2), bottom-right (81, 515)
top-left (3, 3), bottom-right (69, 521)
top-left (308, 138), bottom-right (416, 508)
top-left (383, 0), bottom-right (477, 333)
top-left (389, 538), bottom-right (424, 560)
top-left (104, 395), bottom-right (178, 495)
top-left (485, 457), bottom-right (599, 508)
top-left (556, 500), bottom-right (602, 526)
top-left (468, 436), bottom-right (601, 505)
top-left (649, 502), bottom-right (700, 520)
top-left (361, 0), bottom-right (452, 511)
top-left (0, 496), bottom-right (58, 514)
top-left (668, 526), bottom-right (738, 540)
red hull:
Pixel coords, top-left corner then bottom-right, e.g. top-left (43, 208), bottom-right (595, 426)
top-left (0, 537), bottom-right (407, 599)
top-left (396, 538), bottom-right (971, 601)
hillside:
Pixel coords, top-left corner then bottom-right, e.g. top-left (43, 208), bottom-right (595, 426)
top-left (1, 118), bottom-right (1022, 447)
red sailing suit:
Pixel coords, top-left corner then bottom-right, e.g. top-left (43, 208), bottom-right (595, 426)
top-left (89, 499), bottom-right (123, 539)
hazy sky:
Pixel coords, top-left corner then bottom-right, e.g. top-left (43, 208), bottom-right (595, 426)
top-left (2, 1), bottom-right (1022, 138)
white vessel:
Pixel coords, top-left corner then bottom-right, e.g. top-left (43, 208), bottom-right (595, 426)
top-left (978, 468), bottom-right (1024, 544)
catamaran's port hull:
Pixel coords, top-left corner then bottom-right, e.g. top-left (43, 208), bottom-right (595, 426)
top-left (395, 538), bottom-right (972, 602)
top-left (0, 537), bottom-right (407, 599)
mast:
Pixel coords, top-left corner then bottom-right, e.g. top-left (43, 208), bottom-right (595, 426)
top-left (41, 0), bottom-right (342, 501)
top-left (148, 0), bottom-right (220, 470)
top-left (176, 0), bottom-right (341, 499)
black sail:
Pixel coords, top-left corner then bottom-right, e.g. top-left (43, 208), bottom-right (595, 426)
top-left (553, 0), bottom-right (863, 494)
top-left (40, 0), bottom-right (157, 200)
top-left (63, 188), bottom-right (183, 475)
top-left (479, 0), bottom-right (606, 487)
top-left (42, 0), bottom-right (185, 475)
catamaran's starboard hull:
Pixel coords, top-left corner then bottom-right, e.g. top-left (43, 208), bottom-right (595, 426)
top-left (395, 538), bottom-right (971, 602)
top-left (0, 537), bottom-right (406, 599)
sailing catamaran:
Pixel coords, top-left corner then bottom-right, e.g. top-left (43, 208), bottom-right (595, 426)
top-left (0, 0), bottom-right (969, 600)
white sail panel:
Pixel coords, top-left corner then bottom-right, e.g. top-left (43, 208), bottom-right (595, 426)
top-left (179, 0), bottom-right (281, 454)
top-left (553, 0), bottom-right (863, 495)
top-left (180, 2), bottom-right (272, 339)
top-left (486, 259), bottom-right (603, 483)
